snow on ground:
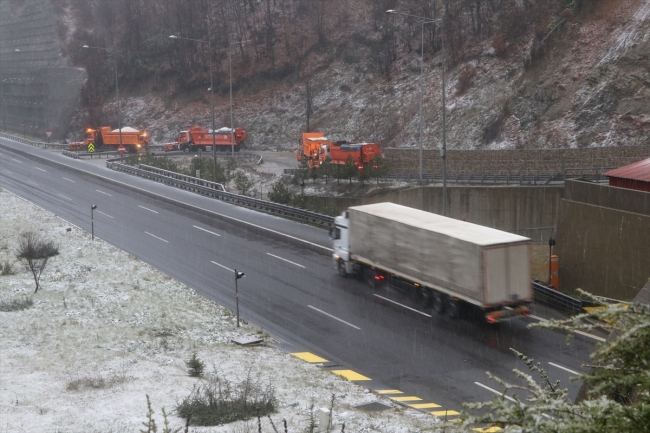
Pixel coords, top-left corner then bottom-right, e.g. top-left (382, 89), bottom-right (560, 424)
top-left (0, 190), bottom-right (446, 432)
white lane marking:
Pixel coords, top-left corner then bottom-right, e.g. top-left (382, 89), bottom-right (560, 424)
top-left (145, 231), bottom-right (168, 243)
top-left (194, 225), bottom-right (221, 237)
top-left (57, 193), bottom-right (72, 201)
top-left (11, 158), bottom-right (22, 163)
top-left (0, 142), bottom-right (332, 252)
top-left (548, 362), bottom-right (580, 376)
top-left (27, 180), bottom-right (39, 186)
top-left (308, 305), bottom-right (360, 330)
top-left (211, 261), bottom-right (233, 272)
top-left (528, 314), bottom-right (606, 342)
top-left (96, 210), bottom-right (114, 219)
top-left (35, 167), bottom-right (46, 172)
top-left (62, 177), bottom-right (76, 183)
top-left (96, 189), bottom-right (112, 196)
top-left (266, 253), bottom-right (305, 268)
top-left (373, 294), bottom-right (432, 317)
top-left (474, 382), bottom-right (517, 403)
top-left (138, 205), bottom-right (158, 214)
top-left (4, 170), bottom-right (12, 175)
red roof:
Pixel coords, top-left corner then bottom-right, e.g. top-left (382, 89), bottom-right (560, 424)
top-left (604, 158), bottom-right (650, 182)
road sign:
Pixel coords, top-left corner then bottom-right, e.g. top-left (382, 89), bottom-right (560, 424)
top-left (87, 143), bottom-right (95, 153)
top-left (118, 145), bottom-right (126, 154)
top-left (45, 131), bottom-right (52, 138)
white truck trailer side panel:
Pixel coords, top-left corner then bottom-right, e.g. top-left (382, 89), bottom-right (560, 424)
top-left (484, 244), bottom-right (532, 305)
top-left (348, 203), bottom-right (531, 306)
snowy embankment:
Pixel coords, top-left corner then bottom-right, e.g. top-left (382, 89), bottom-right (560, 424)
top-left (0, 189), bottom-right (443, 432)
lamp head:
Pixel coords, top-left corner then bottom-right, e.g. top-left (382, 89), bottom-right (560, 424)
top-left (168, 35), bottom-right (178, 39)
top-left (82, 45), bottom-right (89, 48)
top-left (236, 271), bottom-right (245, 279)
top-left (386, 9), bottom-right (395, 14)
top-left (91, 204), bottom-right (97, 210)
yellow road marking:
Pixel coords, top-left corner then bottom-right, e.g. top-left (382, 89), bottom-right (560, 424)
top-left (473, 427), bottom-right (502, 432)
top-left (376, 390), bottom-right (403, 394)
top-left (431, 410), bottom-right (460, 416)
top-left (291, 352), bottom-right (328, 363)
top-left (409, 403), bottom-right (441, 409)
top-left (390, 396), bottom-right (422, 402)
top-left (331, 370), bottom-right (371, 381)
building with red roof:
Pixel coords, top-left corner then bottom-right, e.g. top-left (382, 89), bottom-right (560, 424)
top-left (604, 158), bottom-right (650, 192)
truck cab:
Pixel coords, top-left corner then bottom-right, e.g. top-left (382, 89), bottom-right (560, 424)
top-left (330, 212), bottom-right (351, 276)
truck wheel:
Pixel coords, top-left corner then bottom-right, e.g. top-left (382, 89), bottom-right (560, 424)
top-left (337, 260), bottom-right (347, 278)
top-left (182, 145), bottom-right (190, 153)
top-left (447, 298), bottom-right (460, 319)
top-left (432, 292), bottom-right (446, 314)
top-left (418, 287), bottom-right (433, 307)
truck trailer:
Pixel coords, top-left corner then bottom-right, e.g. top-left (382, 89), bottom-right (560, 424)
top-left (319, 141), bottom-right (381, 168)
top-left (165, 126), bottom-right (247, 153)
top-left (69, 126), bottom-right (149, 153)
top-left (331, 203), bottom-right (532, 323)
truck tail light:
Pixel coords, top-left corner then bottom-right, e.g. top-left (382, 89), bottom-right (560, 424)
top-left (486, 316), bottom-right (496, 323)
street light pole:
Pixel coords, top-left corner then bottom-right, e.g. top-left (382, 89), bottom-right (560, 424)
top-left (234, 269), bottom-right (245, 327)
top-left (387, 10), bottom-right (447, 215)
top-left (83, 45), bottom-right (122, 151)
top-left (91, 204), bottom-right (97, 240)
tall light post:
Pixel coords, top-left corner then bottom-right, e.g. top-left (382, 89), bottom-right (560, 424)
top-left (169, 33), bottom-right (218, 179)
top-left (91, 204), bottom-right (97, 240)
top-left (229, 39), bottom-right (250, 157)
top-left (82, 45), bottom-right (123, 151)
top-left (387, 10), bottom-right (447, 216)
top-left (234, 269), bottom-right (245, 327)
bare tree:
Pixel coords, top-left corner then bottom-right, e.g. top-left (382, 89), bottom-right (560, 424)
top-left (305, 78), bottom-right (313, 132)
top-left (16, 231), bottom-right (60, 293)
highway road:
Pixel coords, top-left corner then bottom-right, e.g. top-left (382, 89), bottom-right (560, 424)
top-left (0, 137), bottom-right (600, 416)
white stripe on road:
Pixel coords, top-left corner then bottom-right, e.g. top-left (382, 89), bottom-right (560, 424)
top-left (35, 167), bottom-right (46, 172)
top-left (211, 261), bottom-right (233, 272)
top-left (145, 232), bottom-right (168, 243)
top-left (96, 189), bottom-right (112, 196)
top-left (57, 193), bottom-right (72, 201)
top-left (11, 158), bottom-right (22, 163)
top-left (194, 225), bottom-right (221, 237)
top-left (373, 294), bottom-right (432, 317)
top-left (474, 382), bottom-right (517, 403)
top-left (138, 205), bottom-right (158, 214)
top-left (548, 362), bottom-right (580, 376)
top-left (27, 180), bottom-right (39, 186)
top-left (528, 314), bottom-right (606, 342)
top-left (308, 305), bottom-right (360, 330)
top-left (266, 253), bottom-right (305, 268)
top-left (96, 210), bottom-right (114, 219)
top-left (62, 177), bottom-right (76, 183)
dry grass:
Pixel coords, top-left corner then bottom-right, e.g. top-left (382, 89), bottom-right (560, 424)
top-left (0, 297), bottom-right (33, 312)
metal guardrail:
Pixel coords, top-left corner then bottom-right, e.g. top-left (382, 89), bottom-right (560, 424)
top-left (106, 161), bottom-right (333, 227)
top-left (137, 164), bottom-right (227, 192)
top-left (283, 169), bottom-right (609, 185)
top-left (532, 280), bottom-right (605, 314)
top-left (0, 131), bottom-right (68, 150)
top-left (62, 149), bottom-right (121, 159)
top-left (149, 148), bottom-right (264, 165)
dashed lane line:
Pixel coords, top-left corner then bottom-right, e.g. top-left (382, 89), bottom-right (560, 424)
top-left (193, 225), bottom-right (221, 237)
top-left (307, 305), bottom-right (360, 330)
top-left (35, 167), bottom-right (46, 172)
top-left (376, 390), bottom-right (403, 394)
top-left (373, 294), bottom-right (432, 317)
top-left (409, 403), bottom-right (441, 409)
top-left (96, 189), bottom-right (112, 196)
top-left (11, 158), bottom-right (22, 163)
top-left (62, 177), bottom-right (76, 183)
top-left (548, 362), bottom-right (580, 376)
top-left (291, 352), bottom-right (328, 363)
top-left (138, 205), bottom-right (158, 214)
top-left (528, 314), bottom-right (606, 342)
top-left (474, 382), bottom-right (517, 403)
top-left (27, 180), bottom-right (39, 186)
top-left (267, 253), bottom-right (305, 268)
top-left (211, 260), bottom-right (233, 272)
top-left (391, 396), bottom-right (422, 402)
top-left (144, 232), bottom-right (168, 243)
top-left (331, 370), bottom-right (371, 381)
top-left (96, 210), bottom-right (114, 219)
top-left (57, 193), bottom-right (72, 201)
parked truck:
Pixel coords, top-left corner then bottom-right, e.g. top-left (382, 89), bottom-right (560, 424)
top-left (297, 132), bottom-right (331, 168)
top-left (319, 141), bottom-right (381, 168)
top-left (164, 126), bottom-right (248, 153)
top-left (69, 126), bottom-right (149, 153)
top-left (331, 203), bottom-right (532, 323)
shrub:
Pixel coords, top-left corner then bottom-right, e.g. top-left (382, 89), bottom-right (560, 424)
top-left (0, 297), bottom-right (33, 312)
top-left (457, 65), bottom-right (477, 96)
top-left (233, 171), bottom-right (254, 195)
top-left (268, 182), bottom-right (293, 205)
top-left (492, 33), bottom-right (508, 57)
top-left (15, 231), bottom-right (59, 293)
top-left (1, 260), bottom-right (14, 275)
top-left (186, 352), bottom-right (205, 378)
top-left (176, 370), bottom-right (276, 426)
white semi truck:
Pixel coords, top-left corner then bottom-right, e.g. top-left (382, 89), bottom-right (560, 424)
top-left (331, 203), bottom-right (532, 323)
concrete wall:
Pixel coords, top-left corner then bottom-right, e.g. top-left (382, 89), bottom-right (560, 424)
top-left (0, 0), bottom-right (86, 140)
top-left (306, 185), bottom-right (562, 233)
top-left (555, 180), bottom-right (650, 300)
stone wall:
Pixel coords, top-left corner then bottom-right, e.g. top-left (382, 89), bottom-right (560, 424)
top-left (384, 146), bottom-right (650, 176)
top-left (0, 0), bottom-right (86, 140)
top-left (555, 180), bottom-right (650, 300)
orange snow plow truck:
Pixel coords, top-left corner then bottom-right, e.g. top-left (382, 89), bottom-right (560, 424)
top-left (69, 127), bottom-right (149, 153)
top-left (164, 126), bottom-right (248, 153)
top-left (297, 132), bottom-right (381, 169)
